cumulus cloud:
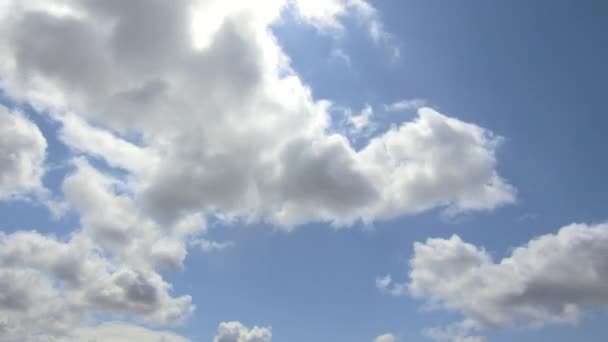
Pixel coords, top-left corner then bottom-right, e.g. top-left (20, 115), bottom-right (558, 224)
top-left (0, 229), bottom-right (193, 341)
top-left (0, 154), bottom-right (197, 339)
top-left (214, 321), bottom-right (272, 342)
top-left (0, 106), bottom-right (46, 199)
top-left (0, 0), bottom-right (514, 228)
top-left (56, 322), bottom-right (190, 342)
top-left (0, 0), bottom-right (516, 338)
top-left (374, 333), bottom-right (397, 342)
top-left (407, 223), bottom-right (608, 332)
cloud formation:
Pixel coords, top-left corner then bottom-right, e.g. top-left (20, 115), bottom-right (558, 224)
top-left (0, 0), bottom-right (514, 228)
top-left (407, 223), bottom-right (608, 332)
top-left (0, 107), bottom-right (46, 199)
top-left (55, 322), bottom-right (189, 342)
top-left (214, 321), bottom-right (272, 342)
top-left (0, 228), bottom-right (193, 341)
top-left (0, 0), bottom-right (516, 339)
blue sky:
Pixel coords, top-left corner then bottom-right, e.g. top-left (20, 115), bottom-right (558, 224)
top-left (0, 1), bottom-right (607, 341)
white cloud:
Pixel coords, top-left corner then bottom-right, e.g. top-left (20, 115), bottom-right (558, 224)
top-left (192, 238), bottom-right (235, 253)
top-left (0, 0), bottom-right (514, 229)
top-left (214, 321), bottom-right (272, 342)
top-left (357, 108), bottom-right (515, 221)
top-left (58, 322), bottom-right (190, 342)
top-left (374, 333), bottom-right (397, 342)
top-left (375, 274), bottom-right (407, 296)
top-left (0, 0), bottom-right (516, 338)
top-left (0, 321), bottom-right (190, 342)
top-left (384, 99), bottom-right (427, 112)
top-left (0, 106), bottom-right (46, 199)
top-left (347, 104), bottom-right (373, 132)
top-left (58, 112), bottom-right (160, 177)
top-left (0, 229), bottom-right (193, 340)
top-left (423, 323), bottom-right (487, 342)
top-left (407, 223), bottom-right (608, 332)
top-left (330, 48), bottom-right (352, 66)
top-left (291, 0), bottom-right (399, 58)
top-left (292, 0), bottom-right (347, 32)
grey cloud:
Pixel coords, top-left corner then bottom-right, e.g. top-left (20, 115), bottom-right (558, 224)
top-left (1, 0), bottom-right (515, 229)
top-left (0, 107), bottom-right (46, 199)
top-left (9, 10), bottom-right (111, 95)
top-left (272, 136), bottom-right (379, 225)
top-left (214, 321), bottom-right (272, 342)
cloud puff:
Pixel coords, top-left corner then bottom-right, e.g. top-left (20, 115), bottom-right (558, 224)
top-left (0, 106), bottom-right (46, 199)
top-left (423, 324), bottom-right (487, 342)
top-left (375, 274), bottom-right (407, 296)
top-left (384, 98), bottom-right (427, 112)
top-left (0, 0), bottom-right (514, 229)
top-left (374, 333), bottom-right (397, 342)
top-left (56, 322), bottom-right (190, 342)
top-left (0, 229), bottom-right (193, 340)
top-left (407, 223), bottom-right (608, 331)
top-left (0, 321), bottom-right (190, 342)
top-left (0, 0), bottom-right (516, 338)
top-left (214, 321), bottom-right (272, 342)
top-left (292, 0), bottom-right (393, 45)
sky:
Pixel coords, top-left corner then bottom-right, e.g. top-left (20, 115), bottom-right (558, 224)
top-left (0, 1), bottom-right (607, 341)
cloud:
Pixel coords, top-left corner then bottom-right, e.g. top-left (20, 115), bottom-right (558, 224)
top-left (0, 106), bottom-right (46, 199)
top-left (384, 99), bottom-right (428, 112)
top-left (0, 0), bottom-right (514, 228)
top-left (330, 48), bottom-right (352, 66)
top-left (214, 321), bottom-right (272, 342)
top-left (291, 0), bottom-right (399, 61)
top-left (0, 155), bottom-right (199, 339)
top-left (292, 0), bottom-right (389, 40)
top-left (0, 0), bottom-right (515, 338)
top-left (407, 223), bottom-right (608, 332)
top-left (375, 274), bottom-right (407, 296)
top-left (58, 112), bottom-right (160, 177)
top-left (347, 104), bottom-right (373, 132)
top-left (0, 321), bottom-right (190, 342)
top-left (423, 323), bottom-right (487, 342)
top-left (0, 229), bottom-right (193, 340)
top-left (374, 333), bottom-right (397, 342)
top-left (57, 322), bottom-right (190, 342)
top-left (192, 238), bottom-right (235, 253)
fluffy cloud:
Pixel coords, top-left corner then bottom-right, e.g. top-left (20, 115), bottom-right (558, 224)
top-left (0, 0), bottom-right (516, 339)
top-left (56, 322), bottom-right (190, 342)
top-left (0, 229), bottom-right (192, 341)
top-left (407, 223), bottom-right (608, 332)
top-left (292, 0), bottom-right (393, 45)
top-left (0, 0), bottom-right (514, 229)
top-left (0, 321), bottom-right (190, 342)
top-left (61, 105), bottom-right (514, 228)
top-left (214, 321), bottom-right (272, 342)
top-left (423, 324), bottom-right (487, 342)
top-left (347, 104), bottom-right (373, 132)
top-left (0, 106), bottom-right (46, 199)
top-left (374, 333), bottom-right (397, 342)
top-left (0, 153), bottom-right (195, 339)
